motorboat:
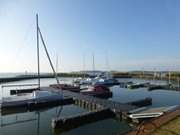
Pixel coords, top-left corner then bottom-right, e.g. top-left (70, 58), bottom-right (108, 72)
top-left (73, 77), bottom-right (83, 84)
top-left (80, 84), bottom-right (112, 98)
top-left (2, 90), bottom-right (63, 103)
top-left (93, 78), bottom-right (120, 86)
top-left (50, 84), bottom-right (80, 92)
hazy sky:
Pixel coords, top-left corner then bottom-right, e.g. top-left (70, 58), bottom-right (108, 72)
top-left (1, 0), bottom-right (180, 73)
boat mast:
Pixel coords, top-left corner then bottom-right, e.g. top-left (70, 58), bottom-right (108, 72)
top-left (105, 51), bottom-right (110, 71)
top-left (38, 27), bottom-right (60, 84)
top-left (36, 14), bottom-right (40, 90)
top-left (92, 53), bottom-right (95, 77)
top-left (56, 54), bottom-right (58, 73)
top-left (83, 54), bottom-right (85, 78)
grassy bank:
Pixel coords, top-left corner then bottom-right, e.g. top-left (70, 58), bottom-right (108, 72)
top-left (152, 116), bottom-right (180, 135)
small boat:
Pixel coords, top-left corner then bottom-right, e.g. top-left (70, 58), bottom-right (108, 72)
top-left (119, 81), bottom-right (133, 88)
top-left (0, 14), bottom-right (70, 111)
top-left (81, 85), bottom-right (112, 98)
top-left (80, 77), bottom-right (94, 85)
top-left (127, 82), bottom-right (150, 89)
top-left (129, 112), bottom-right (163, 119)
top-left (50, 84), bottom-right (80, 92)
top-left (2, 90), bottom-right (63, 102)
top-left (0, 90), bottom-right (70, 110)
top-left (73, 77), bottom-right (83, 84)
top-left (93, 78), bottom-right (119, 87)
top-left (128, 105), bottom-right (179, 119)
top-left (10, 88), bottom-right (39, 95)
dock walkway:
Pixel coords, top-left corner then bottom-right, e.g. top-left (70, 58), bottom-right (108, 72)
top-left (46, 87), bottom-right (151, 114)
top-left (47, 86), bottom-right (152, 129)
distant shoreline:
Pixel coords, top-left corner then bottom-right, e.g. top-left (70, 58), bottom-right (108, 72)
top-left (0, 73), bottom-right (88, 84)
top-left (0, 71), bottom-right (180, 84)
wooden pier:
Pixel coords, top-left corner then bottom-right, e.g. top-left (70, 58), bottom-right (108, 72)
top-left (47, 86), bottom-right (152, 129)
top-left (52, 108), bottom-right (115, 130)
top-left (148, 84), bottom-right (180, 91)
top-left (48, 87), bottom-right (152, 113)
top-left (1, 86), bottom-right (152, 131)
top-left (119, 82), bottom-right (180, 92)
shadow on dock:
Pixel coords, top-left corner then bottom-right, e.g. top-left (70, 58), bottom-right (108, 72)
top-left (1, 97), bottom-right (74, 116)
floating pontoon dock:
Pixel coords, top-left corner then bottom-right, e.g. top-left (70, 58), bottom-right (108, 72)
top-left (52, 108), bottom-right (115, 130)
top-left (47, 86), bottom-right (152, 128)
top-left (0, 88), bottom-right (74, 114)
top-left (48, 87), bottom-right (152, 113)
top-left (0, 86), bottom-right (152, 130)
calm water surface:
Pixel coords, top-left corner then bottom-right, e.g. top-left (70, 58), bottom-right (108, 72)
top-left (0, 78), bottom-right (131, 135)
top-left (111, 78), bottom-right (180, 107)
top-left (0, 77), bottom-right (179, 135)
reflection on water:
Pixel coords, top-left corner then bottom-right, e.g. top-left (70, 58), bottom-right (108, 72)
top-left (110, 86), bottom-right (180, 107)
top-left (59, 119), bottom-right (131, 135)
top-left (0, 78), bottom-right (132, 135)
top-left (0, 77), bottom-right (180, 135)
top-left (0, 105), bottom-right (87, 135)
top-left (110, 78), bottom-right (180, 107)
top-left (0, 104), bottom-right (131, 135)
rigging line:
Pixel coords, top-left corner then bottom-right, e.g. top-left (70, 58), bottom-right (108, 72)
top-left (15, 20), bottom-right (34, 57)
top-left (38, 26), bottom-right (64, 99)
top-left (92, 53), bottom-right (95, 76)
top-left (83, 53), bottom-right (86, 78)
top-left (11, 20), bottom-right (34, 73)
top-left (105, 51), bottom-right (110, 71)
top-left (56, 54), bottom-right (58, 73)
top-left (38, 27), bottom-right (60, 84)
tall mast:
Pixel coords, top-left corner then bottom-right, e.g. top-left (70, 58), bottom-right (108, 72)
top-left (92, 53), bottom-right (95, 76)
top-left (169, 71), bottom-right (171, 84)
top-left (83, 54), bottom-right (85, 78)
top-left (105, 52), bottom-right (109, 71)
top-left (36, 14), bottom-right (40, 90)
top-left (56, 54), bottom-right (58, 73)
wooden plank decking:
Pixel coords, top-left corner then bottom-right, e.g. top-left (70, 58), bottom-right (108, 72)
top-left (46, 87), bottom-right (151, 114)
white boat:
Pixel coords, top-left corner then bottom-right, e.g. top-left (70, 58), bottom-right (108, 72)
top-left (128, 105), bottom-right (179, 119)
top-left (129, 112), bottom-right (163, 119)
top-left (93, 78), bottom-right (119, 86)
top-left (0, 14), bottom-right (63, 106)
top-left (2, 90), bottom-right (62, 103)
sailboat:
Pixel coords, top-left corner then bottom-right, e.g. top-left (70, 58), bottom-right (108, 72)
top-left (0, 14), bottom-right (71, 111)
top-left (92, 53), bottom-right (119, 87)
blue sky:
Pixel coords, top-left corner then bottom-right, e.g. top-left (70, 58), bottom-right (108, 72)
top-left (0, 0), bottom-right (180, 72)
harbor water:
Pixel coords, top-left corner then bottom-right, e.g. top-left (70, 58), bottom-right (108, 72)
top-left (0, 77), bottom-right (180, 135)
